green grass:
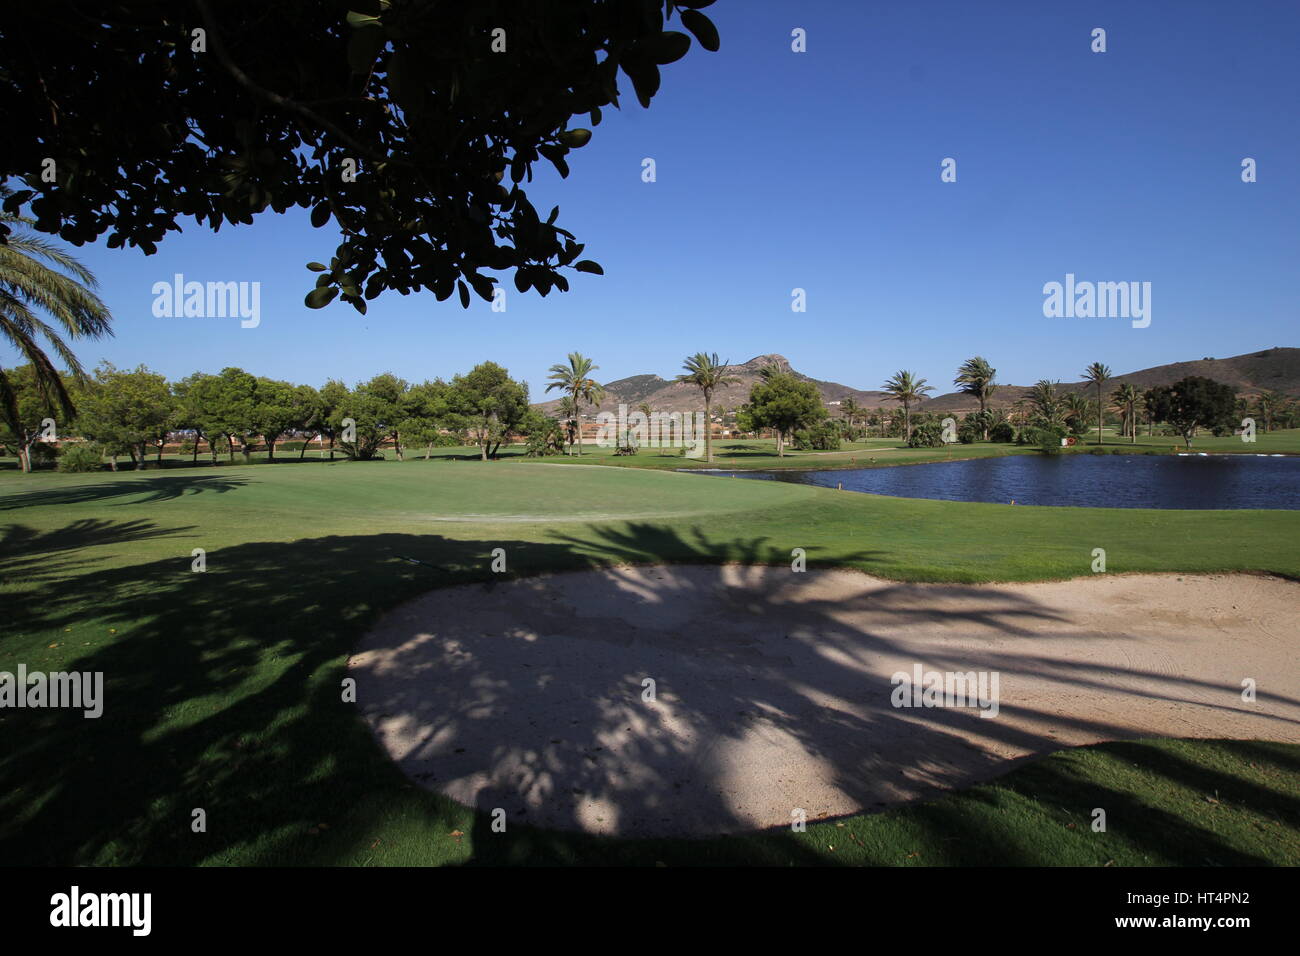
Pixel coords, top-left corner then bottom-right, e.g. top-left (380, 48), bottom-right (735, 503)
top-left (2, 459), bottom-right (1298, 865)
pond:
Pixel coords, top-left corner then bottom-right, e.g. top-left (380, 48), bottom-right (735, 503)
top-left (701, 453), bottom-right (1300, 510)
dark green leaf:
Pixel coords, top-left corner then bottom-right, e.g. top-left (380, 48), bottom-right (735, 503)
top-left (652, 31), bottom-right (692, 65)
top-left (558, 128), bottom-right (592, 148)
top-left (305, 286), bottom-right (338, 309)
top-left (680, 10), bottom-right (720, 52)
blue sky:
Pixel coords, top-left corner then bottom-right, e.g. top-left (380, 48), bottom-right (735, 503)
top-left (14, 0), bottom-right (1300, 397)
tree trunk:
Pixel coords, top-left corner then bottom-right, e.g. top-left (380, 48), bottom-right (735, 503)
top-left (980, 397), bottom-right (988, 440)
top-left (109, 454), bottom-right (118, 472)
top-left (193, 432), bottom-right (201, 463)
top-left (300, 433), bottom-right (314, 460)
top-left (574, 393), bottom-right (582, 456)
top-left (267, 436), bottom-right (275, 461)
top-left (704, 393), bottom-right (713, 462)
top-left (1096, 386), bottom-right (1103, 445)
top-left (394, 430), bottom-right (403, 461)
top-left (903, 401), bottom-right (911, 440)
top-left (17, 445), bottom-right (31, 473)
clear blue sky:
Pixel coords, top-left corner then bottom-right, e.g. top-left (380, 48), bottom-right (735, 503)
top-left (16, 0), bottom-right (1300, 397)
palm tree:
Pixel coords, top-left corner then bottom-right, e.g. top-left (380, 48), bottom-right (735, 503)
top-left (1028, 380), bottom-right (1066, 429)
top-left (1112, 382), bottom-right (1139, 443)
top-left (677, 352), bottom-right (739, 463)
top-left (635, 401), bottom-right (654, 447)
top-left (954, 356), bottom-right (997, 439)
top-left (1082, 362), bottom-right (1111, 445)
top-left (1257, 390), bottom-right (1285, 433)
top-left (545, 352), bottom-right (604, 455)
top-left (1011, 398), bottom-right (1029, 426)
top-left (556, 395), bottom-right (578, 450)
top-left (1, 192), bottom-right (114, 472)
top-left (840, 396), bottom-right (861, 435)
top-left (988, 406), bottom-right (1009, 429)
top-left (841, 398), bottom-right (857, 426)
top-left (1064, 392), bottom-right (1092, 436)
top-left (881, 370), bottom-right (933, 440)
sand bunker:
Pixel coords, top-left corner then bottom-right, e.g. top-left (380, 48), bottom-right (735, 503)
top-left (348, 566), bottom-right (1300, 837)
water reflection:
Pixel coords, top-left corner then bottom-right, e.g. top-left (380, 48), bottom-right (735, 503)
top-left (705, 454), bottom-right (1300, 510)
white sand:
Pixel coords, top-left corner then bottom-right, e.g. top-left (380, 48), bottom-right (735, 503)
top-left (348, 566), bottom-right (1300, 837)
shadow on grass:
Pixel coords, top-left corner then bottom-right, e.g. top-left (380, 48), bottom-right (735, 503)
top-left (0, 517), bottom-right (1295, 866)
top-left (0, 474), bottom-right (252, 510)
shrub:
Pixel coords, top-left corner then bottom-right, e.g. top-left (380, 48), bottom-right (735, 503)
top-left (1017, 424), bottom-right (1067, 454)
top-left (907, 422), bottom-right (944, 448)
top-left (28, 442), bottom-right (58, 468)
top-left (524, 434), bottom-right (560, 457)
top-left (57, 442), bottom-right (105, 472)
top-left (989, 421), bottom-right (1015, 443)
top-left (792, 421), bottom-right (842, 451)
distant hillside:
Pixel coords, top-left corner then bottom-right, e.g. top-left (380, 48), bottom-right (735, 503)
top-left (536, 353), bottom-right (891, 417)
top-left (536, 347), bottom-right (1300, 418)
top-left (922, 347), bottom-right (1300, 414)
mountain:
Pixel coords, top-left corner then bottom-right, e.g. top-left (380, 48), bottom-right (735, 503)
top-left (921, 347), bottom-right (1300, 414)
top-left (535, 353), bottom-right (892, 417)
top-left (535, 347), bottom-right (1300, 418)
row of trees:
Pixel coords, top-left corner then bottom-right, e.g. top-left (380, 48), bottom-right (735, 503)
top-left (0, 359), bottom-right (558, 470)
top-left (1007, 375), bottom-right (1260, 448)
top-left (860, 357), bottom-right (1293, 448)
top-left (874, 359), bottom-right (1002, 442)
top-left (6, 347), bottom-right (1296, 470)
